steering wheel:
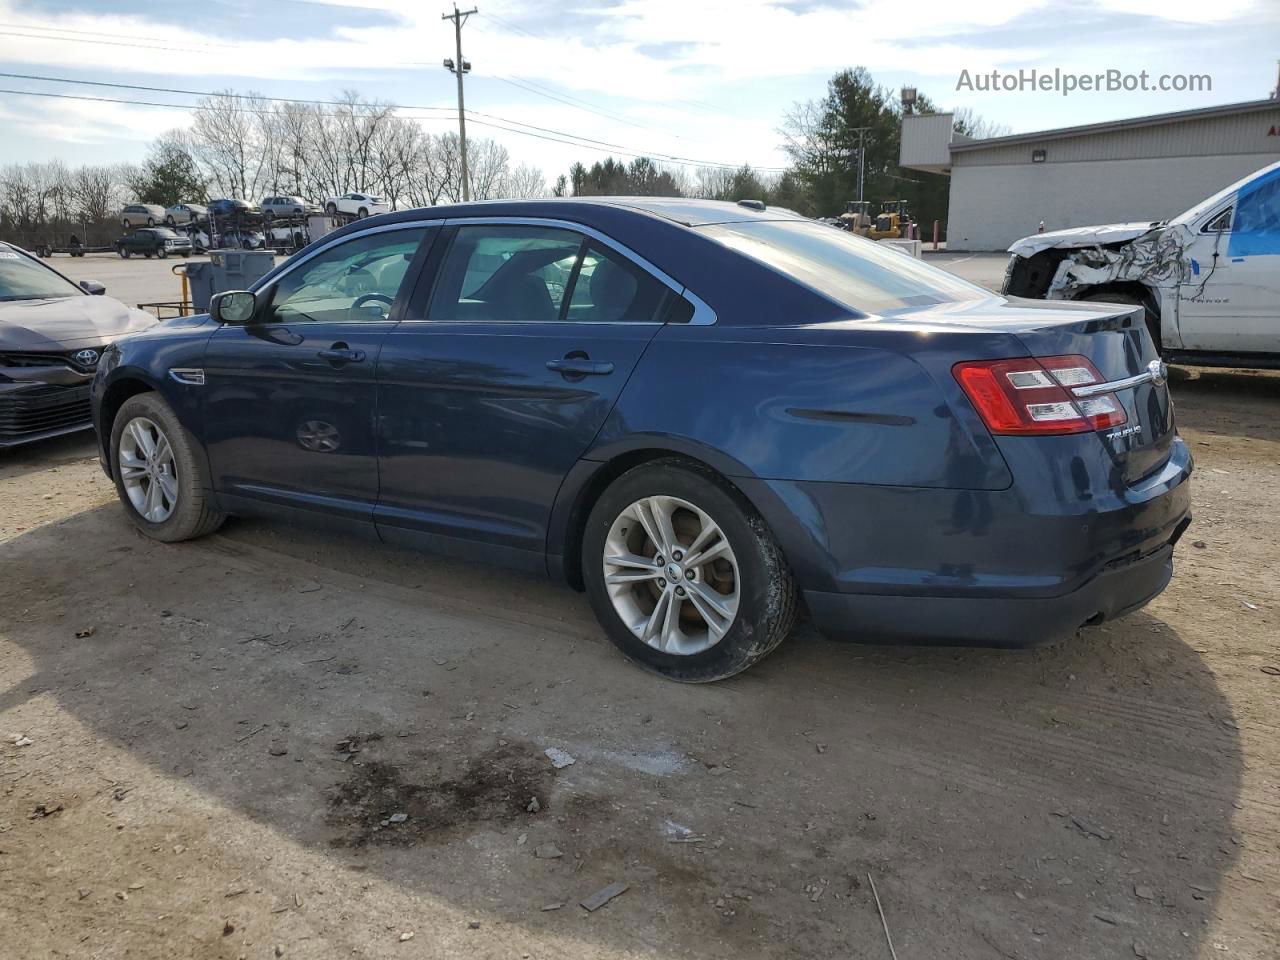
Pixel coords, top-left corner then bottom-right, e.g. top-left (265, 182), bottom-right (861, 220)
top-left (350, 292), bottom-right (393, 320)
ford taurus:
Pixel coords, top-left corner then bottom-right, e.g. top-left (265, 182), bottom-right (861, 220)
top-left (90, 199), bottom-right (1192, 681)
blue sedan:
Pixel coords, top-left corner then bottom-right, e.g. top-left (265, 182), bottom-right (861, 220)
top-left (90, 199), bottom-right (1192, 681)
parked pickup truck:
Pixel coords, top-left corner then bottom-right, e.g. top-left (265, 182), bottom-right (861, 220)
top-left (116, 228), bottom-right (193, 259)
top-left (1003, 160), bottom-right (1280, 368)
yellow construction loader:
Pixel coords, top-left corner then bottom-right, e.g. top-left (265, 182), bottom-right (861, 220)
top-left (869, 200), bottom-right (914, 241)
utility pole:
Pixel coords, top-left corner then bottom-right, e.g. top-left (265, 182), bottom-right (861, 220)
top-left (851, 127), bottom-right (871, 203)
top-left (442, 4), bottom-right (477, 201)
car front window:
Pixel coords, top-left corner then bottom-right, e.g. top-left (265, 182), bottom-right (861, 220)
top-left (0, 248), bottom-right (84, 301)
top-left (699, 219), bottom-right (989, 314)
top-left (264, 228), bottom-right (428, 323)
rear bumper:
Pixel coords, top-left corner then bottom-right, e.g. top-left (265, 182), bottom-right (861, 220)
top-left (735, 436), bottom-right (1193, 647)
top-left (804, 533), bottom-right (1182, 646)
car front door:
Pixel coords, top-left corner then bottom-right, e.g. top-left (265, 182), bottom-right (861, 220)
top-left (375, 221), bottom-right (691, 568)
top-left (1177, 166), bottom-right (1280, 354)
top-left (203, 224), bottom-right (434, 524)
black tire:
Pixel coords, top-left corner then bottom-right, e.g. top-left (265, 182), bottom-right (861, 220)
top-left (146, 217), bottom-right (156, 226)
top-left (122, 219), bottom-right (131, 229)
top-left (1080, 290), bottom-right (1160, 355)
top-left (357, 207), bottom-right (369, 218)
top-left (325, 202), bottom-right (337, 214)
top-left (165, 216), bottom-right (176, 226)
top-left (156, 246), bottom-right (168, 259)
top-left (582, 460), bottom-right (797, 682)
top-left (109, 393), bottom-right (225, 543)
top-left (119, 247), bottom-right (130, 259)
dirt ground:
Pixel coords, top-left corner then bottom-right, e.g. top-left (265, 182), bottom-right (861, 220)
top-left (3, 262), bottom-right (1279, 958)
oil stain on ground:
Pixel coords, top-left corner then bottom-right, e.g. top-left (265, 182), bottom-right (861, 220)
top-left (327, 736), bottom-right (557, 847)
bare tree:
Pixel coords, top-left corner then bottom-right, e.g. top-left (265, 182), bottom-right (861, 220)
top-left (500, 163), bottom-right (547, 199)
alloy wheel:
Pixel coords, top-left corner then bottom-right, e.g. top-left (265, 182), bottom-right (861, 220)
top-left (602, 495), bottom-right (740, 655)
top-left (118, 417), bottom-right (179, 523)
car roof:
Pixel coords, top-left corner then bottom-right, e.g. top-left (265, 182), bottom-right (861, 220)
top-left (352, 196), bottom-right (808, 232)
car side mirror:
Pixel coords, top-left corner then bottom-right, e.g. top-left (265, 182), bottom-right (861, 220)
top-left (211, 290), bottom-right (257, 324)
top-left (80, 280), bottom-right (106, 296)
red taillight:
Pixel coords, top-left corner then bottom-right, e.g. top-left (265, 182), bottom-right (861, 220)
top-left (953, 355), bottom-right (1127, 436)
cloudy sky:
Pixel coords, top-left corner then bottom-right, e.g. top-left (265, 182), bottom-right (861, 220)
top-left (0, 0), bottom-right (1276, 182)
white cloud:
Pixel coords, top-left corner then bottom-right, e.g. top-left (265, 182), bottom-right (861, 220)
top-left (0, 0), bottom-right (1274, 174)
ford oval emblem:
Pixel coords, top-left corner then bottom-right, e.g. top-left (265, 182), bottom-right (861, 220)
top-left (1147, 358), bottom-right (1167, 386)
top-left (74, 348), bottom-right (100, 366)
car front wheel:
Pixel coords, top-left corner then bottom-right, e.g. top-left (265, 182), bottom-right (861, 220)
top-left (110, 393), bottom-right (224, 542)
top-left (582, 460), bottom-right (797, 682)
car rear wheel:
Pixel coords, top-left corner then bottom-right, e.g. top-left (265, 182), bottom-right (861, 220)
top-left (358, 207), bottom-right (369, 218)
top-left (110, 394), bottom-right (224, 543)
top-left (122, 219), bottom-right (131, 229)
top-left (146, 217), bottom-right (156, 226)
top-left (326, 202), bottom-right (337, 214)
top-left (582, 461), bottom-right (797, 682)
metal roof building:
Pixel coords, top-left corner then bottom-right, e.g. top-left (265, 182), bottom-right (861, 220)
top-left (901, 98), bottom-right (1280, 251)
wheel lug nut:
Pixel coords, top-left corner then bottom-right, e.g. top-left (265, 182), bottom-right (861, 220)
top-left (655, 555), bottom-right (664, 565)
top-left (672, 550), bottom-right (683, 561)
top-left (675, 586), bottom-right (686, 597)
top-left (658, 578), bottom-right (667, 588)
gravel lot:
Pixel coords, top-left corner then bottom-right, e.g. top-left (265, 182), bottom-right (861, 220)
top-left (1, 253), bottom-right (1277, 959)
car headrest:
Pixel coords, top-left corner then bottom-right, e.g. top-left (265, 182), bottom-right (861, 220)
top-left (588, 258), bottom-right (638, 322)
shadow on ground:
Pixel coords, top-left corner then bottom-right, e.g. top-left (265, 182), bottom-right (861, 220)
top-left (0, 503), bottom-right (1246, 959)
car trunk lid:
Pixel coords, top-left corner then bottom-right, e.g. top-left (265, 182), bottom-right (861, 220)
top-left (1009, 304), bottom-right (1174, 485)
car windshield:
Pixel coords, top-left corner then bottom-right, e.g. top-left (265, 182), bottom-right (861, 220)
top-left (0, 248), bottom-right (83, 301)
top-left (698, 219), bottom-right (989, 314)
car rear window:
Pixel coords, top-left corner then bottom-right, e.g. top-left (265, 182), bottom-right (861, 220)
top-left (698, 219), bottom-right (989, 314)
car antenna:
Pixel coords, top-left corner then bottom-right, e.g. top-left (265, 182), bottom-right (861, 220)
top-left (736, 199), bottom-right (765, 211)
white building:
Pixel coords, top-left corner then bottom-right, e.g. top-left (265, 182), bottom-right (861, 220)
top-left (901, 98), bottom-right (1280, 251)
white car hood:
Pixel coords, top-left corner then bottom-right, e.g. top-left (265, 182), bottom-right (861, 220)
top-left (1008, 221), bottom-right (1162, 258)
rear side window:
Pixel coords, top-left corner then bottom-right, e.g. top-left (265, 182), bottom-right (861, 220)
top-left (429, 225), bottom-right (676, 324)
top-left (564, 243), bottom-right (671, 323)
top-left (699, 220), bottom-right (989, 314)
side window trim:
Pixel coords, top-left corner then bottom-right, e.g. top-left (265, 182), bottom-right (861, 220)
top-left (1200, 206), bottom-right (1233, 234)
top-left (556, 237), bottom-right (590, 323)
top-left (438, 216), bottom-right (716, 325)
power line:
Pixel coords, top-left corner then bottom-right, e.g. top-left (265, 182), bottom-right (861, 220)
top-left (487, 74), bottom-right (649, 132)
top-left (0, 74), bottom-right (787, 171)
top-left (472, 12), bottom-right (723, 124)
top-left (0, 29), bottom-right (224, 56)
top-left (0, 21), bottom-right (235, 49)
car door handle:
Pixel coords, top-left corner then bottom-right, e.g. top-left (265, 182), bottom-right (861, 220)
top-left (546, 359), bottom-right (614, 376)
top-left (317, 347), bottom-right (366, 363)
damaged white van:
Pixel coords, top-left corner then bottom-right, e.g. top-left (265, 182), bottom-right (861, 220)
top-left (1003, 161), bottom-right (1280, 367)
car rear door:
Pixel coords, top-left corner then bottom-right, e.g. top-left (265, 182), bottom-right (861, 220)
top-left (374, 220), bottom-right (689, 567)
top-left (202, 224), bottom-right (434, 524)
